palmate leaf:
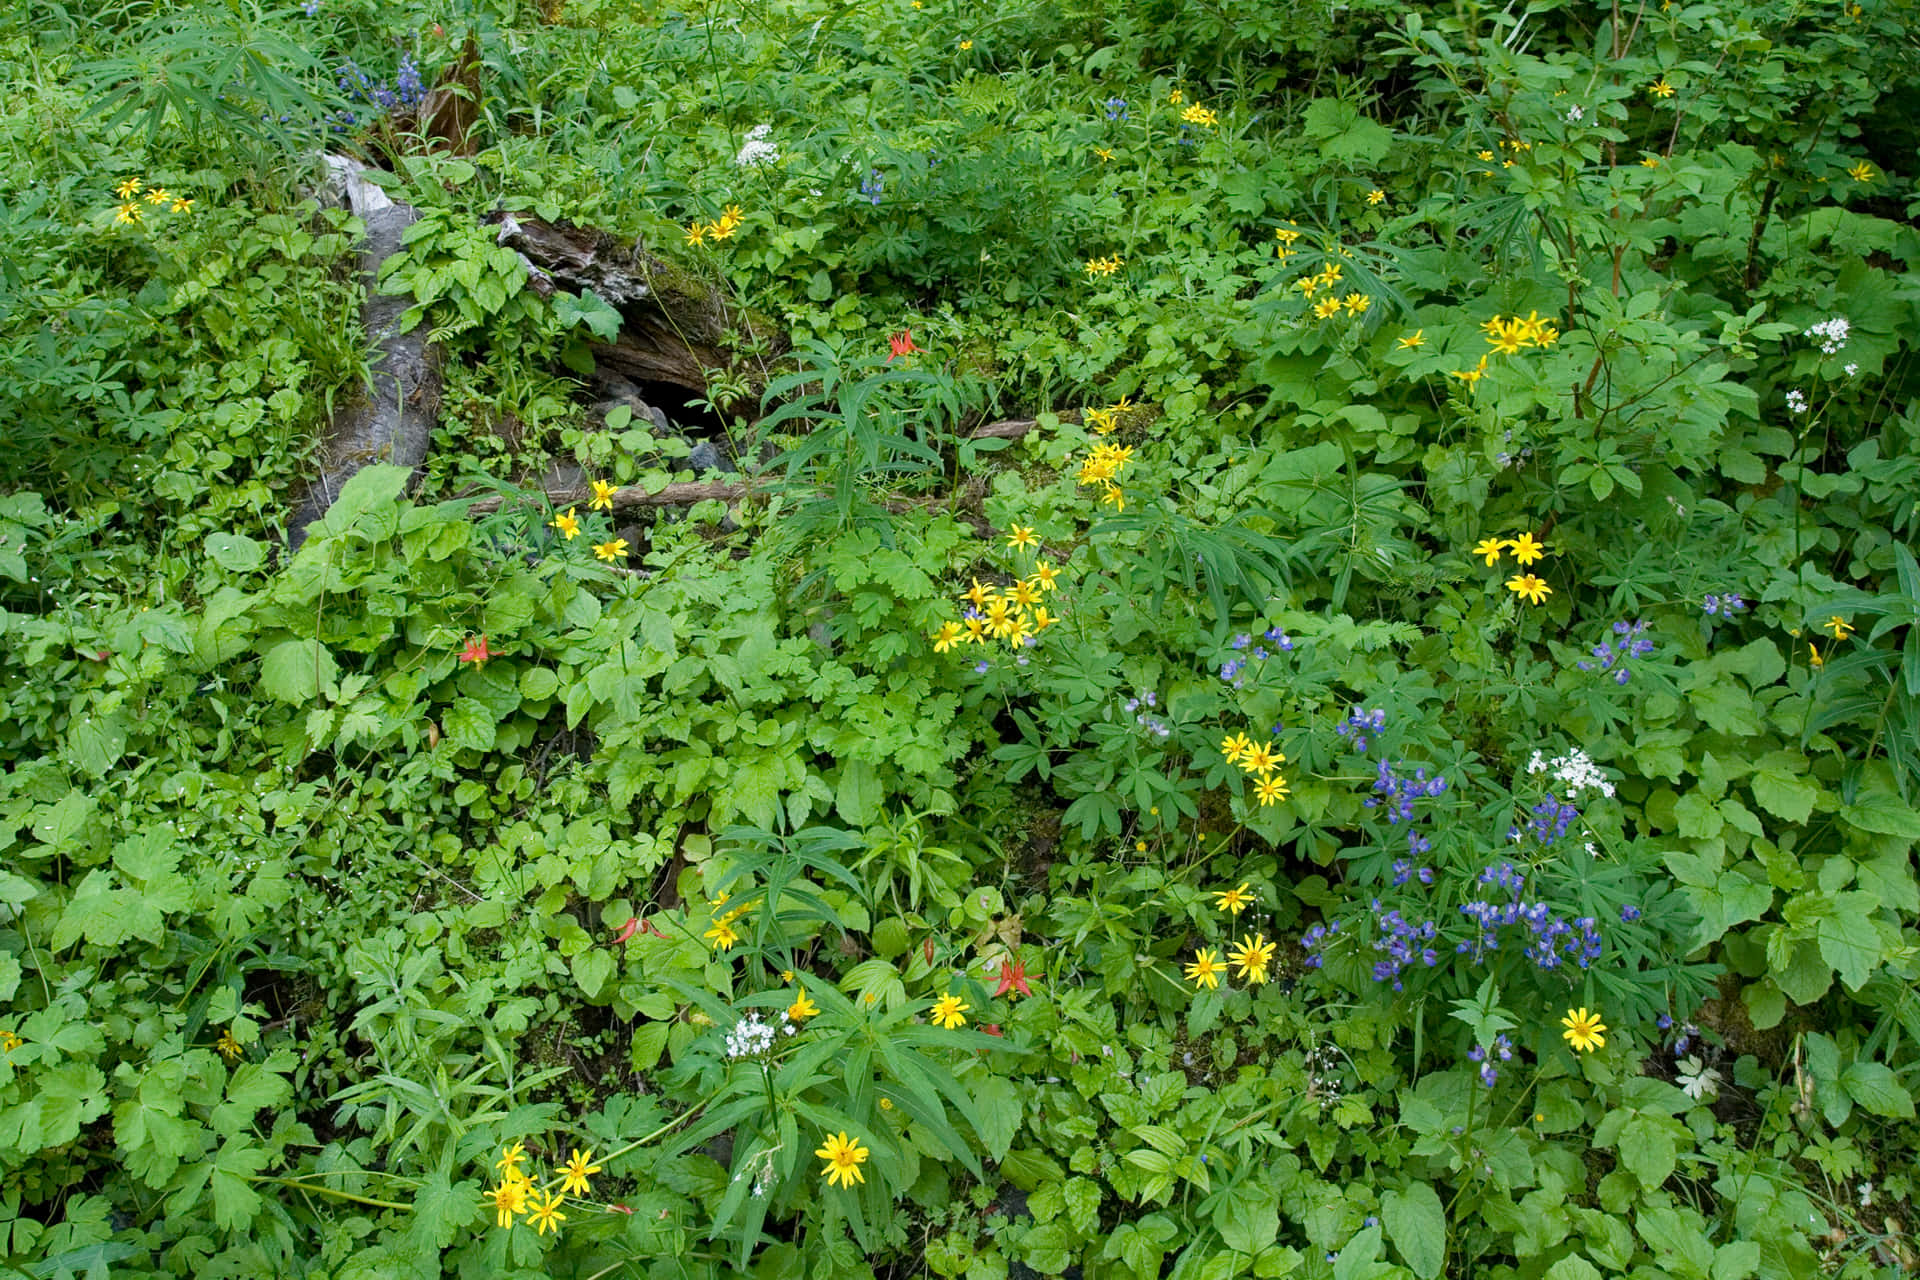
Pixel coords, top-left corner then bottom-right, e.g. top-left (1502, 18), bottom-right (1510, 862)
top-left (76, 3), bottom-right (343, 160)
top-left (1100, 504), bottom-right (1299, 622)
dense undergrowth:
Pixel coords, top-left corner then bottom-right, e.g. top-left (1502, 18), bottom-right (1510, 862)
top-left (4, 0), bottom-right (1920, 1276)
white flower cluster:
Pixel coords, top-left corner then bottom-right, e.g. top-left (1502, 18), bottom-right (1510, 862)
top-left (1565, 104), bottom-right (1584, 122)
top-left (1527, 748), bottom-right (1616, 799)
top-left (1675, 1054), bottom-right (1721, 1101)
top-left (1804, 316), bottom-right (1850, 355)
top-left (1785, 389), bottom-right (1808, 413)
top-left (724, 1010), bottom-right (795, 1059)
top-left (734, 123), bottom-right (779, 168)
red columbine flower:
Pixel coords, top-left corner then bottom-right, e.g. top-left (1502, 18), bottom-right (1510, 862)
top-left (982, 1024), bottom-right (1004, 1037)
top-left (458, 634), bottom-right (490, 665)
top-left (610, 917), bottom-right (641, 945)
top-left (887, 329), bottom-right (920, 362)
top-left (993, 958), bottom-right (1033, 999)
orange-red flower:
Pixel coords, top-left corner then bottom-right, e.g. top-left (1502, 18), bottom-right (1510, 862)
top-left (458, 635), bottom-right (490, 665)
top-left (888, 329), bottom-right (920, 362)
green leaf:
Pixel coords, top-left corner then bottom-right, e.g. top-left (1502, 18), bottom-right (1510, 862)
top-left (1816, 891), bottom-right (1883, 990)
top-left (1840, 1062), bottom-right (1914, 1118)
top-left (1751, 756), bottom-right (1818, 824)
top-left (442, 696), bottom-right (498, 753)
top-left (553, 287), bottom-right (624, 340)
top-left (1381, 1182), bottom-right (1446, 1279)
top-left (1617, 1114), bottom-right (1677, 1187)
top-left (1546, 1257), bottom-right (1603, 1280)
top-left (972, 1074), bottom-right (1021, 1163)
top-left (309, 463), bottom-right (410, 540)
top-left (573, 948), bottom-right (615, 1000)
top-left (258, 638), bottom-right (338, 704)
top-left (204, 531), bottom-right (266, 572)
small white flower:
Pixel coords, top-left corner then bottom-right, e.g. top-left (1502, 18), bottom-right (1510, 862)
top-left (1859, 1182), bottom-right (1874, 1208)
top-left (1844, 362), bottom-right (1859, 376)
top-left (734, 123), bottom-right (780, 168)
top-left (1785, 389), bottom-right (1809, 413)
top-left (1566, 105), bottom-right (1584, 122)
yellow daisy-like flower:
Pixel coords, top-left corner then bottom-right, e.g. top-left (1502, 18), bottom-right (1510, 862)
top-left (171, 196), bottom-right (194, 213)
top-left (1094, 146), bottom-right (1114, 162)
top-left (707, 218), bottom-right (736, 242)
top-left (1472, 537), bottom-right (1506, 567)
top-left (528, 1188), bottom-right (567, 1235)
top-left (1505, 532), bottom-right (1545, 565)
top-left (959, 38), bottom-right (973, 49)
top-left (1029, 561), bottom-right (1060, 592)
top-left (1561, 1007), bottom-right (1607, 1053)
top-left (1185, 948), bottom-right (1224, 990)
top-left (1649, 76), bottom-right (1675, 98)
top-left (1824, 616), bottom-right (1855, 640)
top-left (1240, 742), bottom-right (1283, 777)
top-left (593, 538), bottom-right (629, 562)
top-left (144, 186), bottom-right (171, 205)
top-left (932, 621), bottom-right (964, 653)
top-left (964, 578), bottom-right (994, 610)
top-left (590, 478), bottom-right (617, 510)
top-left (551, 507), bottom-right (581, 540)
top-left (1396, 329), bottom-right (1425, 350)
top-left (1213, 883), bottom-right (1256, 914)
top-left (1219, 732), bottom-right (1253, 765)
top-left (496, 1141), bottom-right (529, 1178)
top-left (114, 176), bottom-right (143, 199)
top-left (1640, 155), bottom-right (1662, 169)
top-left (1485, 318), bottom-right (1528, 356)
top-left (1030, 606), bottom-right (1059, 631)
top-left (1294, 275), bottom-right (1320, 299)
top-left (1169, 89), bottom-right (1184, 104)
top-left (1476, 149), bottom-right (1495, 162)
top-left (1006, 524), bottom-right (1039, 551)
top-left (1274, 227), bottom-right (1301, 245)
top-left (704, 917), bottom-right (741, 950)
top-left (1255, 774), bottom-right (1289, 806)
top-left (1009, 578), bottom-right (1043, 608)
top-left (788, 987), bottom-right (821, 1022)
top-left (215, 1029), bottom-right (242, 1062)
top-left (1100, 484), bottom-right (1126, 512)
top-left (1342, 291), bottom-right (1371, 315)
top-left (1848, 161), bottom-right (1876, 183)
top-left (1182, 104), bottom-right (1219, 127)
top-left (559, 1149), bottom-right (602, 1196)
top-left (0, 1030), bottom-right (21, 1053)
top-left (1313, 296), bottom-right (1343, 319)
top-left (1229, 933), bottom-right (1275, 985)
top-left (816, 1132), bottom-right (870, 1188)
top-left (1450, 357), bottom-right (1489, 388)
top-left (114, 202), bottom-right (143, 225)
top-left (489, 1177), bottom-right (529, 1228)
top-left (930, 993), bottom-right (969, 1029)
top-left (1366, 188), bottom-right (1386, 206)
top-left (1506, 573), bottom-right (1552, 605)
top-left (1809, 641), bottom-right (1825, 669)
top-left (962, 616), bottom-right (988, 645)
top-left (720, 203), bottom-right (745, 227)
top-left (685, 222), bottom-right (708, 246)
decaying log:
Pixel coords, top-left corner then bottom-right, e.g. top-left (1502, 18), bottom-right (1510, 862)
top-left (465, 479), bottom-right (746, 517)
top-left (489, 214), bottom-right (786, 394)
top-left (288, 158), bottom-right (440, 550)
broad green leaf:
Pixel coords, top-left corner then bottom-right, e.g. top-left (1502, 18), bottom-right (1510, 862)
top-left (1840, 1062), bottom-right (1914, 1117)
top-left (1381, 1181), bottom-right (1446, 1278)
top-left (258, 638), bottom-right (338, 704)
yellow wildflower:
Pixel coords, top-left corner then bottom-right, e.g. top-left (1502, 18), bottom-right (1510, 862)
top-left (1396, 329), bottom-right (1426, 350)
top-left (550, 507), bottom-right (580, 540)
top-left (1342, 291), bottom-right (1371, 315)
top-left (930, 993), bottom-right (969, 1029)
top-left (685, 221), bottom-right (708, 246)
top-left (1255, 774), bottom-right (1290, 806)
top-left (1181, 104), bottom-right (1219, 127)
top-left (1313, 296), bottom-right (1342, 319)
top-left (1229, 933), bottom-right (1275, 984)
top-left (489, 1177), bottom-right (529, 1228)
top-left (1506, 573), bottom-right (1552, 605)
top-left (1185, 948), bottom-right (1224, 990)
top-left (114, 203), bottom-right (142, 225)
top-left (932, 621), bottom-right (964, 652)
top-left (527, 1188), bottom-right (566, 1235)
top-left (1649, 76), bottom-right (1675, 98)
top-left (1450, 357), bottom-right (1489, 388)
top-left (215, 1029), bottom-right (242, 1062)
top-left (1505, 532), bottom-right (1545, 565)
top-left (1219, 732), bottom-right (1253, 765)
top-left (1473, 538), bottom-right (1506, 566)
top-left (1849, 161), bottom-right (1875, 183)
top-left (1561, 1007), bottom-right (1607, 1052)
top-left (590, 478), bottom-right (617, 510)
top-left (1029, 561), bottom-right (1060, 591)
top-left (1213, 883), bottom-right (1256, 915)
top-left (113, 177), bottom-right (142, 199)
top-left (788, 987), bottom-right (821, 1022)
top-left (593, 538), bottom-right (629, 562)
top-left (559, 1149), bottom-right (602, 1196)
top-left (1366, 188), bottom-right (1386, 206)
top-left (1007, 523), bottom-right (1039, 551)
top-left (1824, 616), bottom-right (1854, 641)
top-left (816, 1132), bottom-right (869, 1188)
top-left (704, 917), bottom-right (741, 950)
top-left (144, 187), bottom-right (171, 205)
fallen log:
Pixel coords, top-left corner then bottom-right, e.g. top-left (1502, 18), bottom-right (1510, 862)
top-left (465, 479), bottom-right (746, 517)
top-left (287, 158), bottom-right (439, 551)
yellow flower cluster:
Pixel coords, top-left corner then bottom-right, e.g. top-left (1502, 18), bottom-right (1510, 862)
top-left (1076, 440), bottom-right (1134, 511)
top-left (110, 176), bottom-right (193, 225)
top-left (932, 562), bottom-right (1062, 653)
top-left (1450, 313), bottom-right (1560, 389)
top-left (487, 1142), bottom-right (598, 1235)
top-left (0, 1030), bottom-right (22, 1054)
top-left (1293, 259), bottom-right (1372, 319)
top-left (1274, 226), bottom-right (1302, 261)
top-left (1219, 731), bottom-right (1289, 806)
top-left (703, 890), bottom-right (755, 950)
top-left (1473, 531), bottom-right (1552, 604)
top-left (685, 204), bottom-right (746, 246)
top-left (1181, 104), bottom-right (1219, 127)
top-left (1082, 394), bottom-right (1136, 435)
top-left (1084, 254), bottom-right (1123, 277)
